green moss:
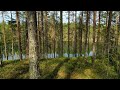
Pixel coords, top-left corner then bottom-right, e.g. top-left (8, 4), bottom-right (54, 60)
top-left (0, 57), bottom-right (119, 79)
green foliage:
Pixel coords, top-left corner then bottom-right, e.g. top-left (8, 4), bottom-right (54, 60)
top-left (94, 59), bottom-right (119, 79)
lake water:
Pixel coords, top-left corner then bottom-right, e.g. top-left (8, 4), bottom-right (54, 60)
top-left (2, 51), bottom-right (94, 61)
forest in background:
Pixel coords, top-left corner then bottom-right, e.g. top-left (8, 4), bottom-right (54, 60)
top-left (0, 11), bottom-right (120, 79)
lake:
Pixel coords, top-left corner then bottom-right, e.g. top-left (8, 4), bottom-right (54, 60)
top-left (2, 51), bottom-right (94, 61)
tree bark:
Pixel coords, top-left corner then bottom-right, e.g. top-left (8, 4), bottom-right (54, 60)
top-left (84, 11), bottom-right (89, 61)
top-left (74, 11), bottom-right (77, 57)
top-left (53, 11), bottom-right (56, 58)
top-left (45, 11), bottom-right (48, 58)
top-left (104, 11), bottom-right (109, 56)
top-left (79, 11), bottom-right (83, 56)
top-left (37, 11), bottom-right (41, 59)
top-left (96, 11), bottom-right (101, 57)
top-left (41, 11), bottom-right (45, 58)
top-left (27, 11), bottom-right (40, 79)
top-left (88, 11), bottom-right (90, 56)
top-left (68, 11), bottom-right (70, 58)
top-left (16, 11), bottom-right (22, 60)
top-left (25, 12), bottom-right (29, 59)
top-left (107, 11), bottom-right (112, 60)
top-left (60, 11), bottom-right (63, 57)
top-left (10, 11), bottom-right (14, 60)
top-left (92, 11), bottom-right (97, 63)
top-left (0, 44), bottom-right (2, 66)
top-left (2, 12), bottom-right (7, 60)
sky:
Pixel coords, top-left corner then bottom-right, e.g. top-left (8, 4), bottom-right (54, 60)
top-left (0, 11), bottom-right (81, 23)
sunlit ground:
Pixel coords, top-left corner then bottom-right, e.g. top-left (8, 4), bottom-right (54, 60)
top-left (0, 57), bottom-right (119, 79)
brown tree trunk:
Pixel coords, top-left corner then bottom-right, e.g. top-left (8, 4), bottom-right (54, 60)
top-left (79, 11), bottom-right (83, 56)
top-left (10, 11), bottom-right (14, 60)
top-left (104, 11), bottom-right (109, 56)
top-left (53, 12), bottom-right (56, 58)
top-left (68, 11), bottom-right (70, 58)
top-left (74, 11), bottom-right (77, 57)
top-left (107, 11), bottom-right (112, 59)
top-left (25, 12), bottom-right (29, 59)
top-left (88, 11), bottom-right (90, 56)
top-left (60, 11), bottom-right (63, 57)
top-left (2, 12), bottom-right (7, 60)
top-left (45, 11), bottom-right (48, 58)
top-left (96, 11), bottom-right (101, 57)
top-left (92, 11), bottom-right (97, 63)
top-left (37, 11), bottom-right (41, 59)
top-left (16, 11), bottom-right (22, 60)
top-left (84, 11), bottom-right (89, 61)
top-left (0, 44), bottom-right (2, 66)
top-left (41, 11), bottom-right (45, 58)
top-left (115, 14), bottom-right (120, 54)
top-left (39, 12), bottom-right (42, 58)
top-left (27, 11), bottom-right (40, 79)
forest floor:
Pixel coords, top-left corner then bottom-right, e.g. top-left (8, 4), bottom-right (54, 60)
top-left (0, 57), bottom-right (119, 79)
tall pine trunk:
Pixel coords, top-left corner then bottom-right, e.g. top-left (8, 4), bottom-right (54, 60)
top-left (88, 11), bottom-right (90, 56)
top-left (10, 11), bottom-right (14, 60)
top-left (25, 12), bottom-right (29, 59)
top-left (37, 11), bottom-right (41, 59)
top-left (2, 12), bottom-right (7, 60)
top-left (84, 11), bottom-right (89, 61)
top-left (68, 11), bottom-right (70, 58)
top-left (41, 11), bottom-right (44, 58)
top-left (79, 11), bottom-right (83, 56)
top-left (0, 42), bottom-right (2, 66)
top-left (92, 11), bottom-right (97, 63)
top-left (107, 11), bottom-right (112, 61)
top-left (96, 11), bottom-right (101, 57)
top-left (16, 11), bottom-right (22, 60)
top-left (45, 11), bottom-right (48, 58)
top-left (60, 11), bottom-right (63, 57)
top-left (104, 11), bottom-right (109, 56)
top-left (27, 11), bottom-right (40, 79)
top-left (53, 12), bottom-right (56, 58)
top-left (74, 11), bottom-right (77, 57)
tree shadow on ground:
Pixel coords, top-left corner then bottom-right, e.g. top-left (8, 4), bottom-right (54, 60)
top-left (45, 58), bottom-right (70, 79)
top-left (64, 59), bottom-right (78, 79)
top-left (1, 59), bottom-right (24, 67)
top-left (9, 64), bottom-right (29, 79)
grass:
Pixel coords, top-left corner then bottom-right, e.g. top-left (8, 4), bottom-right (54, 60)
top-left (0, 57), bottom-right (119, 79)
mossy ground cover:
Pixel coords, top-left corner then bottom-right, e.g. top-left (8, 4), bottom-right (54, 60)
top-left (0, 57), bottom-right (119, 79)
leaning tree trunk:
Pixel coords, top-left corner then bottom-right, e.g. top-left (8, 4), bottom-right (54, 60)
top-left (16, 11), bottom-right (22, 60)
top-left (27, 11), bottom-right (40, 79)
